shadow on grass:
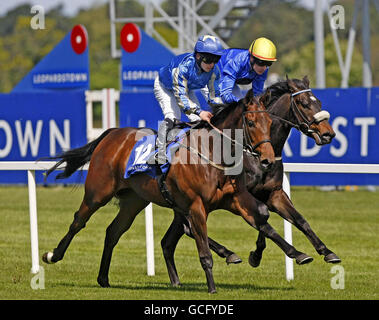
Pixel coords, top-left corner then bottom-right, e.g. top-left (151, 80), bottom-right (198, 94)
top-left (58, 281), bottom-right (295, 293)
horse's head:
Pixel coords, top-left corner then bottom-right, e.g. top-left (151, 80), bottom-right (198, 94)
top-left (286, 75), bottom-right (335, 145)
top-left (242, 90), bottom-right (275, 170)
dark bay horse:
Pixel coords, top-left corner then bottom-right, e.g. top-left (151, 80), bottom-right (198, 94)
top-left (42, 90), bottom-right (312, 293)
top-left (161, 76), bottom-right (341, 282)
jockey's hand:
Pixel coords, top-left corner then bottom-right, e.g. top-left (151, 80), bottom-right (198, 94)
top-left (199, 111), bottom-right (213, 123)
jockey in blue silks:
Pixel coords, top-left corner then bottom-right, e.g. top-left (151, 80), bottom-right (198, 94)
top-left (153, 35), bottom-right (224, 164)
top-left (218, 37), bottom-right (277, 103)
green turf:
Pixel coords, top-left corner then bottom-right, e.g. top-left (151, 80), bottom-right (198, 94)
top-left (0, 185), bottom-right (378, 300)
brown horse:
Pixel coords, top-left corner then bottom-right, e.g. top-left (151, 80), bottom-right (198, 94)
top-left (41, 90), bottom-right (313, 293)
top-left (161, 76), bottom-right (341, 282)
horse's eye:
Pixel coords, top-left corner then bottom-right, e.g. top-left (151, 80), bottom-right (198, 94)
top-left (248, 120), bottom-right (255, 127)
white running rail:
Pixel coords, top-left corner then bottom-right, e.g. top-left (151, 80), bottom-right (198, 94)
top-left (0, 161), bottom-right (378, 279)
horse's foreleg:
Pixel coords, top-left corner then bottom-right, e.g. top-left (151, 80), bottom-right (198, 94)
top-left (161, 212), bottom-right (185, 287)
top-left (248, 231), bottom-right (266, 268)
top-left (268, 189), bottom-right (341, 263)
top-left (189, 198), bottom-right (216, 294)
top-left (97, 191), bottom-right (149, 288)
top-left (230, 192), bottom-right (313, 266)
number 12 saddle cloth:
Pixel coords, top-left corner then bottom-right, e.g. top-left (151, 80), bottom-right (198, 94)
top-left (124, 127), bottom-right (190, 180)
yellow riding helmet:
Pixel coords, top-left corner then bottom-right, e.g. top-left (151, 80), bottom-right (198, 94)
top-left (249, 37), bottom-right (277, 62)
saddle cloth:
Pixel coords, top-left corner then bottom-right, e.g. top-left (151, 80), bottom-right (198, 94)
top-left (124, 127), bottom-right (190, 179)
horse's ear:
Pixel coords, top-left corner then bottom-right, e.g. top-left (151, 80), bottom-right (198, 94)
top-left (243, 88), bottom-right (255, 105)
top-left (286, 75), bottom-right (297, 93)
top-left (303, 75), bottom-right (310, 88)
top-left (259, 93), bottom-right (269, 107)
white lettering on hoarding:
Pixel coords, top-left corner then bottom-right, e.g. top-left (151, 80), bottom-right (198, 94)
top-left (0, 120), bottom-right (70, 158)
top-left (354, 117), bottom-right (376, 157)
top-left (0, 120), bottom-right (12, 158)
top-left (33, 73), bottom-right (88, 85)
top-left (49, 120), bottom-right (70, 156)
top-left (15, 120), bottom-right (43, 157)
top-left (122, 70), bottom-right (159, 81)
top-left (282, 116), bottom-right (377, 159)
top-left (330, 116), bottom-right (348, 157)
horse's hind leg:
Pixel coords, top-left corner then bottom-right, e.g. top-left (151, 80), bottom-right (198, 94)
top-left (97, 190), bottom-right (149, 288)
top-left (42, 190), bottom-right (113, 264)
top-left (162, 212), bottom-right (242, 287)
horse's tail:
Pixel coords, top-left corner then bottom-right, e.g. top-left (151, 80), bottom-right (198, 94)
top-left (45, 128), bottom-right (115, 181)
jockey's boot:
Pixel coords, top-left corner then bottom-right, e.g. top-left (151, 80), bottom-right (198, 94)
top-left (149, 118), bottom-right (174, 165)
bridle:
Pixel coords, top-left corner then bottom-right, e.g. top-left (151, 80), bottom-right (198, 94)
top-left (270, 88), bottom-right (330, 136)
top-left (242, 110), bottom-right (272, 156)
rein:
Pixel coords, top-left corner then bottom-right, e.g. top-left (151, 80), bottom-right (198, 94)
top-left (171, 108), bottom-right (273, 171)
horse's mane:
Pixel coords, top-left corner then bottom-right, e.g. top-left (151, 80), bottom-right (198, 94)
top-left (262, 78), bottom-right (306, 109)
top-left (209, 101), bottom-right (240, 125)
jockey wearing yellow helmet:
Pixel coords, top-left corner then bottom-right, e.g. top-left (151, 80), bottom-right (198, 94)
top-left (218, 37), bottom-right (277, 103)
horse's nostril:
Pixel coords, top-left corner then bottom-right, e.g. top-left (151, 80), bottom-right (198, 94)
top-left (261, 159), bottom-right (273, 170)
top-left (322, 132), bottom-right (335, 143)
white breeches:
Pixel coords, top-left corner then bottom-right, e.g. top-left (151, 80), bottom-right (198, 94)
top-left (153, 76), bottom-right (200, 122)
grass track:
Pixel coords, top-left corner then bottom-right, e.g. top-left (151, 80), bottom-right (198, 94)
top-left (0, 186), bottom-right (378, 300)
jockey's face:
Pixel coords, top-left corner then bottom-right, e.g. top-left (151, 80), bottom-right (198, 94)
top-left (250, 55), bottom-right (271, 75)
top-left (200, 60), bottom-right (215, 72)
top-left (196, 53), bottom-right (219, 73)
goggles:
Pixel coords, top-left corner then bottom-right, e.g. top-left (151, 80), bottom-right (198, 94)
top-left (200, 53), bottom-right (221, 64)
top-left (253, 58), bottom-right (273, 67)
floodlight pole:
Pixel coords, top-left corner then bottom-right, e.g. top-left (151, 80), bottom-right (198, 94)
top-left (314, 0), bottom-right (326, 88)
top-left (362, 0), bottom-right (372, 88)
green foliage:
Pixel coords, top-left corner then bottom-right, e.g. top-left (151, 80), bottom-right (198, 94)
top-left (281, 34), bottom-right (363, 87)
top-left (0, 0), bottom-right (378, 92)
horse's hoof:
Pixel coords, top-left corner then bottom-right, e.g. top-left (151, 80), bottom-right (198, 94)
top-left (248, 251), bottom-right (261, 268)
top-left (42, 252), bottom-right (55, 264)
top-left (208, 289), bottom-right (217, 294)
top-left (324, 253), bottom-right (341, 264)
top-left (296, 254), bottom-right (313, 265)
top-left (226, 253), bottom-right (242, 265)
top-left (97, 277), bottom-right (110, 288)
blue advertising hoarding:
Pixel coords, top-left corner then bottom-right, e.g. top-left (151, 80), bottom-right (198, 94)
top-left (120, 24), bottom-right (174, 89)
top-left (119, 87), bottom-right (379, 186)
top-left (0, 25), bottom-right (90, 184)
top-left (0, 92), bottom-right (87, 184)
top-left (12, 25), bottom-right (89, 92)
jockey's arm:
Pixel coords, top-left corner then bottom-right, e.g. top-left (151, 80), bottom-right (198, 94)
top-left (172, 65), bottom-right (202, 116)
top-left (206, 65), bottom-right (222, 105)
top-left (252, 68), bottom-right (269, 96)
top-left (219, 61), bottom-right (239, 104)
